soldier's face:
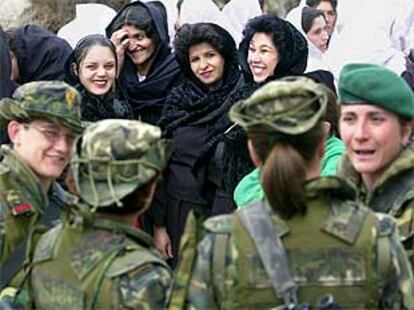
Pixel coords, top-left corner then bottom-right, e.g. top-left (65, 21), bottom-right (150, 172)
top-left (9, 119), bottom-right (76, 188)
top-left (77, 45), bottom-right (116, 96)
top-left (340, 105), bottom-right (412, 187)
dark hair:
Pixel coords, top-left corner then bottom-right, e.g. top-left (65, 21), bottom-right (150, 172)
top-left (239, 15), bottom-right (308, 81)
top-left (64, 35), bottom-right (117, 86)
top-left (174, 22), bottom-right (237, 80)
top-left (96, 174), bottom-right (159, 215)
top-left (112, 4), bottom-right (155, 40)
top-left (306, 0), bottom-right (337, 10)
top-left (74, 35), bottom-right (117, 71)
top-left (302, 7), bottom-right (326, 34)
top-left (249, 99), bottom-right (324, 220)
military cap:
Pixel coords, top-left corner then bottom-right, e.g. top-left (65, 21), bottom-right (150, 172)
top-left (229, 76), bottom-right (328, 135)
top-left (339, 63), bottom-right (414, 119)
top-left (71, 119), bottom-right (172, 208)
top-left (0, 81), bottom-right (83, 133)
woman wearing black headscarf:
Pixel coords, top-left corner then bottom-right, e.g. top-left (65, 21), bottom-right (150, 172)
top-left (6, 25), bottom-right (72, 85)
top-left (220, 15), bottom-right (310, 213)
top-left (106, 1), bottom-right (181, 125)
top-left (153, 22), bottom-right (253, 266)
top-left (64, 34), bottom-right (134, 122)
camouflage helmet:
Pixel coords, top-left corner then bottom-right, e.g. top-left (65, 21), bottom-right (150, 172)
top-left (71, 119), bottom-right (172, 209)
top-left (0, 81), bottom-right (83, 133)
top-left (229, 76), bottom-right (328, 135)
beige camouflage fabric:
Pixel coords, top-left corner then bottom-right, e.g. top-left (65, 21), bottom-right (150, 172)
top-left (229, 76), bottom-right (328, 135)
top-left (0, 81), bottom-right (83, 132)
top-left (71, 119), bottom-right (172, 208)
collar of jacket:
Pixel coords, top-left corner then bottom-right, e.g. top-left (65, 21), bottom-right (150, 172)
top-left (0, 144), bottom-right (49, 213)
top-left (338, 143), bottom-right (414, 194)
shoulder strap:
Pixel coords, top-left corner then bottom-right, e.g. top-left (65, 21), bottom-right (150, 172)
top-left (237, 201), bottom-right (301, 309)
top-left (0, 198), bottom-right (62, 290)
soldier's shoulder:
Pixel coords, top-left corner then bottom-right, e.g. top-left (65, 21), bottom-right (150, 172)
top-left (321, 198), bottom-right (371, 244)
top-left (107, 249), bottom-right (172, 309)
top-left (105, 247), bottom-right (171, 279)
top-left (203, 214), bottom-right (235, 234)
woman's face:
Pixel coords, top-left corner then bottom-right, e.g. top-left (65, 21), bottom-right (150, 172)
top-left (306, 16), bottom-right (329, 52)
top-left (340, 104), bottom-right (412, 187)
top-left (77, 45), bottom-right (116, 95)
top-left (121, 24), bottom-right (155, 75)
top-left (247, 32), bottom-right (279, 83)
top-left (189, 42), bottom-right (225, 88)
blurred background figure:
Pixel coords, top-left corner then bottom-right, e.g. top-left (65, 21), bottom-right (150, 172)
top-left (5, 25), bottom-right (71, 85)
top-left (177, 0), bottom-right (262, 44)
top-left (57, 4), bottom-right (116, 48)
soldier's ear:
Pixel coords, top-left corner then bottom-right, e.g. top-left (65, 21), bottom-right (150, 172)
top-left (8, 120), bottom-right (24, 146)
top-left (248, 139), bottom-right (263, 167)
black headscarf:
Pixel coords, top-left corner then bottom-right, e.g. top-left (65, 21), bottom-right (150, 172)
top-left (106, 1), bottom-right (181, 125)
top-left (64, 34), bottom-right (134, 122)
top-left (10, 25), bottom-right (72, 84)
top-left (239, 14), bottom-right (308, 83)
top-left (0, 26), bottom-right (14, 99)
top-left (158, 23), bottom-right (244, 146)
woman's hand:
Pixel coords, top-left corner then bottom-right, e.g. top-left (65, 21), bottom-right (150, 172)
top-left (153, 226), bottom-right (173, 260)
top-left (110, 29), bottom-right (130, 76)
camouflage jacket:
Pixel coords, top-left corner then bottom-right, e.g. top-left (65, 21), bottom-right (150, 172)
top-left (338, 143), bottom-right (414, 264)
top-left (0, 145), bottom-right (72, 271)
top-left (29, 208), bottom-right (172, 309)
top-left (186, 177), bottom-right (414, 309)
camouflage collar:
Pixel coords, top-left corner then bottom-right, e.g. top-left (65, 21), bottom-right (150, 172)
top-left (304, 176), bottom-right (357, 200)
top-left (92, 217), bottom-right (155, 249)
top-left (0, 144), bottom-right (49, 212)
top-left (338, 143), bottom-right (414, 194)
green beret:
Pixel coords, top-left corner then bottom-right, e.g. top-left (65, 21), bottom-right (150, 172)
top-left (339, 63), bottom-right (414, 119)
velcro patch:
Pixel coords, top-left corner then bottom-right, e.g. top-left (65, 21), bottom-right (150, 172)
top-left (11, 202), bottom-right (33, 215)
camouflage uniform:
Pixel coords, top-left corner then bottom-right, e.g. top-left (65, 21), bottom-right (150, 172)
top-left (181, 77), bottom-right (414, 309)
top-left (338, 148), bottom-right (414, 267)
top-left (29, 119), bottom-right (173, 309)
top-left (0, 81), bottom-right (82, 287)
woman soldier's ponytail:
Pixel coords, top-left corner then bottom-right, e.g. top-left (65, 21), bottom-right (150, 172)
top-left (230, 77), bottom-right (329, 219)
top-left (250, 121), bottom-right (324, 219)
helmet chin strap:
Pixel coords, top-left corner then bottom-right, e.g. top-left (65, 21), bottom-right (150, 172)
top-left (106, 164), bottom-right (122, 208)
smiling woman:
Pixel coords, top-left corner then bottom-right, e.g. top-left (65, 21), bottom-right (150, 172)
top-left (106, 1), bottom-right (182, 124)
top-left (65, 34), bottom-right (134, 122)
top-left (154, 22), bottom-right (255, 266)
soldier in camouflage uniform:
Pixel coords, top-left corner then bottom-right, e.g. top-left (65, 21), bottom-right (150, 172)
top-left (28, 119), bottom-right (173, 309)
top-left (182, 77), bottom-right (414, 309)
top-left (337, 63), bottom-right (414, 267)
top-left (0, 81), bottom-right (82, 290)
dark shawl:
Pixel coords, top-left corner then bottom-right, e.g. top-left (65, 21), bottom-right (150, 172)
top-left (11, 25), bottom-right (72, 84)
top-left (0, 26), bottom-right (14, 99)
top-left (106, 1), bottom-right (181, 125)
top-left (64, 51), bottom-right (134, 122)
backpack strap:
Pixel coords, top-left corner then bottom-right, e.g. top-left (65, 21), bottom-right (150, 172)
top-left (237, 201), bottom-right (301, 309)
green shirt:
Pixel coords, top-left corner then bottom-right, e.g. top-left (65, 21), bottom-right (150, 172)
top-left (234, 135), bottom-right (345, 208)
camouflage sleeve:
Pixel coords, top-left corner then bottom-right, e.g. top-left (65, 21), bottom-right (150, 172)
top-left (376, 215), bottom-right (414, 309)
top-left (187, 234), bottom-right (218, 309)
top-left (117, 263), bottom-right (172, 309)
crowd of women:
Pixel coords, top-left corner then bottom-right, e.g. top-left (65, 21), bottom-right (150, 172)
top-left (1, 0), bottom-right (414, 307)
